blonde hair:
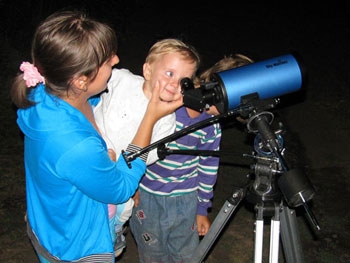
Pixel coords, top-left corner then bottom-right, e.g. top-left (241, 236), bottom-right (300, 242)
top-left (11, 10), bottom-right (118, 108)
top-left (145, 38), bottom-right (200, 77)
top-left (194, 54), bottom-right (254, 86)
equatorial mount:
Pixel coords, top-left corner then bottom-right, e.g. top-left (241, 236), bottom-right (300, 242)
top-left (188, 98), bottom-right (320, 262)
top-left (243, 106), bottom-right (320, 231)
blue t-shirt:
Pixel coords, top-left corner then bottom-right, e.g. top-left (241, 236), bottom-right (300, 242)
top-left (17, 84), bottom-right (146, 261)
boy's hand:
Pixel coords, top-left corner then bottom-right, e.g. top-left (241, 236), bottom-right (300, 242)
top-left (196, 215), bottom-right (211, 236)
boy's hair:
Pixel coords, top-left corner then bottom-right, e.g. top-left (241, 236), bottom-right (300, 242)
top-left (145, 38), bottom-right (200, 75)
top-left (11, 10), bottom-right (118, 108)
top-left (195, 54), bottom-right (254, 86)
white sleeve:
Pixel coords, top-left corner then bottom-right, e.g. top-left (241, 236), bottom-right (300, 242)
top-left (146, 113), bottom-right (176, 165)
top-left (94, 68), bottom-right (146, 159)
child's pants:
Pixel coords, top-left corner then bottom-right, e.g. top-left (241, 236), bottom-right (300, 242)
top-left (108, 198), bottom-right (134, 243)
top-left (130, 189), bottom-right (199, 263)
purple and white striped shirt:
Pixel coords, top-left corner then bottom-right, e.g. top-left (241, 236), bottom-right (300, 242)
top-left (139, 106), bottom-right (222, 216)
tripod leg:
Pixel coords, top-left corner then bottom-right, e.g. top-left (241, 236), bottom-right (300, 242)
top-left (269, 205), bottom-right (281, 263)
top-left (280, 205), bottom-right (304, 263)
top-left (254, 216), bottom-right (264, 263)
top-left (189, 187), bottom-right (245, 263)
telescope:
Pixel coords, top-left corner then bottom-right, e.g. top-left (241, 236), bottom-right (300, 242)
top-left (123, 53), bottom-right (306, 164)
top-left (181, 53), bottom-right (305, 114)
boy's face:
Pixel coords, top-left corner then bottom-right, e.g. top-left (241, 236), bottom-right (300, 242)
top-left (143, 52), bottom-right (196, 102)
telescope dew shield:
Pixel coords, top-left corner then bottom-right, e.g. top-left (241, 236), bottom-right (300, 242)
top-left (212, 53), bottom-right (304, 113)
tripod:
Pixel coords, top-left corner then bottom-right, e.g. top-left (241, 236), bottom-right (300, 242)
top-left (189, 189), bottom-right (304, 263)
top-left (189, 110), bottom-right (320, 263)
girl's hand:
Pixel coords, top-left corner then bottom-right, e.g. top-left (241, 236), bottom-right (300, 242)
top-left (146, 81), bottom-right (183, 121)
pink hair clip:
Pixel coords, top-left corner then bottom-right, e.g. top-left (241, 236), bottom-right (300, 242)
top-left (20, 62), bottom-right (45, 88)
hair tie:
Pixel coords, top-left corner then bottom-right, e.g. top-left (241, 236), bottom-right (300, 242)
top-left (20, 62), bottom-right (45, 88)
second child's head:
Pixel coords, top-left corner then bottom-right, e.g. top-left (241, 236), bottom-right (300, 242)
top-left (142, 38), bottom-right (200, 102)
top-left (195, 54), bottom-right (254, 86)
top-left (196, 54), bottom-right (254, 115)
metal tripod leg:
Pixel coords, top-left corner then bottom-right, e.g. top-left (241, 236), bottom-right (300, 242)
top-left (189, 187), bottom-right (245, 263)
top-left (269, 209), bottom-right (281, 263)
top-left (254, 213), bottom-right (264, 262)
top-left (253, 202), bottom-right (281, 263)
top-left (280, 205), bottom-right (304, 262)
top-left (254, 202), bottom-right (303, 263)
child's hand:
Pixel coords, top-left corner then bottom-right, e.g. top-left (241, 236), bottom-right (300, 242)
top-left (196, 215), bottom-right (211, 236)
top-left (108, 149), bottom-right (116, 161)
top-left (132, 190), bottom-right (140, 207)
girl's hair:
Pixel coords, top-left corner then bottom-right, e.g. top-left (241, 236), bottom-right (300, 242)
top-left (194, 54), bottom-right (254, 86)
top-left (11, 10), bottom-right (118, 108)
top-left (145, 38), bottom-right (200, 76)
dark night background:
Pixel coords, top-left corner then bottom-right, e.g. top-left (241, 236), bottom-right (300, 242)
top-left (1, 1), bottom-right (349, 262)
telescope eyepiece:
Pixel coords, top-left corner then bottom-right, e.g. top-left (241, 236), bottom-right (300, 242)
top-left (180, 77), bottom-right (194, 92)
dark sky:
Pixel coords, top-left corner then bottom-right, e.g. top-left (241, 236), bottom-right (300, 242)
top-left (2, 1), bottom-right (349, 99)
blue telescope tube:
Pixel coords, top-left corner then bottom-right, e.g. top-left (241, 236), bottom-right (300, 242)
top-left (214, 53), bottom-right (304, 112)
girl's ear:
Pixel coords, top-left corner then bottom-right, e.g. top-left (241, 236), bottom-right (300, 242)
top-left (143, 63), bottom-right (152, 80)
top-left (72, 76), bottom-right (89, 91)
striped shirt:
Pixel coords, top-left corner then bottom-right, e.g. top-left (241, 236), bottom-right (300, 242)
top-left (140, 106), bottom-right (222, 216)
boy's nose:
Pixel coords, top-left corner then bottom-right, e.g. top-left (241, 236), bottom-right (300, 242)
top-left (169, 78), bottom-right (181, 87)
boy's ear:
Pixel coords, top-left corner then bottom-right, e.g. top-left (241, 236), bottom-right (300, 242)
top-left (143, 63), bottom-right (152, 80)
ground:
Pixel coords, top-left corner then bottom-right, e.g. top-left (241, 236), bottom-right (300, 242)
top-left (0, 2), bottom-right (349, 263)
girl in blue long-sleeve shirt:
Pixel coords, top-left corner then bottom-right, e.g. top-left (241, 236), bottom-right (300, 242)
top-left (10, 10), bottom-right (182, 263)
